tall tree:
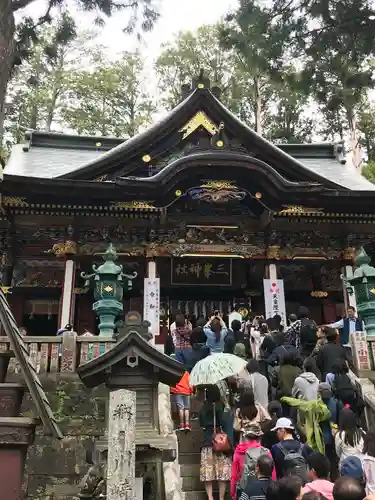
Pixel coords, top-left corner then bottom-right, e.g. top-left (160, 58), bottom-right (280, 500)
top-left (219, 0), bottom-right (295, 135)
top-left (273, 0), bottom-right (375, 167)
top-left (61, 51), bottom-right (155, 137)
top-left (267, 72), bottom-right (314, 143)
top-left (155, 25), bottom-right (238, 110)
top-left (0, 0), bottom-right (159, 147)
top-left (4, 24), bottom-right (98, 141)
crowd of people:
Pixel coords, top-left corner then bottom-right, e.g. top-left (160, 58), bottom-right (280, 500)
top-left (166, 306), bottom-right (371, 500)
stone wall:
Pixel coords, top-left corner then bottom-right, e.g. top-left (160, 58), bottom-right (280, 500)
top-left (16, 373), bottom-right (108, 500)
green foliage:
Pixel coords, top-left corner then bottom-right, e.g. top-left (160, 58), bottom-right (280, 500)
top-left (358, 102), bottom-right (375, 162)
top-left (154, 25), bottom-right (238, 110)
top-left (60, 51), bottom-right (155, 137)
top-left (5, 21), bottom-right (155, 141)
top-left (362, 161), bottom-right (375, 183)
top-left (273, 0), bottom-right (375, 165)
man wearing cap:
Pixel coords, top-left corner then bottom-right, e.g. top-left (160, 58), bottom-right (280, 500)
top-left (270, 417), bottom-right (313, 480)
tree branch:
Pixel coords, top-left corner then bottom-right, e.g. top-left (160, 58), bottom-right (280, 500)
top-left (12, 0), bottom-right (38, 12)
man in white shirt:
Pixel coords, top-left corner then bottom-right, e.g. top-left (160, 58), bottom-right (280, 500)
top-left (327, 306), bottom-right (364, 347)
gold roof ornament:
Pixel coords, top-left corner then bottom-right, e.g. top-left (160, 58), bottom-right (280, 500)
top-left (279, 205), bottom-right (324, 216)
top-left (2, 196), bottom-right (29, 207)
top-left (200, 180), bottom-right (236, 190)
top-left (180, 111), bottom-right (219, 139)
top-left (111, 201), bottom-right (156, 210)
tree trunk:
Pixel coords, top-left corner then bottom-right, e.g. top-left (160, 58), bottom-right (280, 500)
top-left (46, 51), bottom-right (64, 131)
top-left (346, 104), bottom-right (361, 168)
top-left (253, 76), bottom-right (262, 135)
top-left (0, 0), bottom-right (16, 146)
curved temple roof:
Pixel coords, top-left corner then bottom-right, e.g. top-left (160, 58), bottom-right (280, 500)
top-left (4, 84), bottom-right (375, 192)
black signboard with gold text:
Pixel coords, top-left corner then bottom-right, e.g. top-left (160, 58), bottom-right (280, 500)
top-left (171, 259), bottom-right (232, 286)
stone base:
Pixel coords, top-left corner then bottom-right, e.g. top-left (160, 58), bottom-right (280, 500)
top-left (0, 417), bottom-right (37, 500)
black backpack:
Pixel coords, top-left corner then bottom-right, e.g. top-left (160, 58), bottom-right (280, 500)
top-left (300, 318), bottom-right (317, 347)
top-left (333, 374), bottom-right (355, 404)
top-left (279, 442), bottom-right (308, 484)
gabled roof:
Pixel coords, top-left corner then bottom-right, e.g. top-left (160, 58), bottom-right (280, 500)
top-left (4, 84), bottom-right (375, 191)
top-left (0, 289), bottom-right (62, 438)
top-left (77, 329), bottom-right (184, 389)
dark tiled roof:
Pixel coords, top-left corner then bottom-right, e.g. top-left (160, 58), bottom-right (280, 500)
top-left (5, 128), bottom-right (375, 191)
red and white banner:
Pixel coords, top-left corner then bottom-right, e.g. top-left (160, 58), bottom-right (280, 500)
top-left (263, 279), bottom-right (286, 324)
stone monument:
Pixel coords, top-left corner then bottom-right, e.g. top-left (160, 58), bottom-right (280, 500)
top-left (77, 312), bottom-right (184, 499)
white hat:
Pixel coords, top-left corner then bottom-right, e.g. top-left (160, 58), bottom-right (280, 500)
top-left (271, 417), bottom-right (294, 431)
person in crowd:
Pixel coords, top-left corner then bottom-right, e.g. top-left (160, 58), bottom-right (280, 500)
top-left (271, 351), bottom-right (302, 411)
top-left (236, 360), bottom-right (269, 409)
top-left (335, 407), bottom-right (365, 468)
top-left (258, 317), bottom-right (279, 383)
top-left (302, 452), bottom-right (334, 500)
top-left (302, 492), bottom-right (329, 500)
top-left (274, 314), bottom-right (284, 332)
top-left (234, 342), bottom-right (248, 360)
top-left (284, 306), bottom-right (317, 355)
top-left (251, 322), bottom-right (268, 360)
top-left (175, 326), bottom-right (209, 371)
top-left (361, 431), bottom-right (375, 495)
top-left (289, 313), bottom-right (298, 326)
top-left (316, 328), bottom-right (348, 380)
top-left (234, 391), bottom-right (271, 443)
top-left (204, 314), bottom-right (227, 354)
top-left (230, 423), bottom-right (276, 499)
top-left (326, 307), bottom-right (364, 348)
top-left (328, 361), bottom-right (363, 414)
top-left (171, 370), bottom-right (193, 431)
top-left (270, 417), bottom-right (313, 481)
top-left (267, 476), bottom-right (304, 500)
top-left (238, 454), bottom-right (275, 500)
top-left (281, 391), bottom-right (330, 453)
top-left (262, 401), bottom-right (283, 450)
top-left (266, 330), bottom-right (301, 368)
top-left (340, 457), bottom-right (365, 487)
top-left (225, 320), bottom-right (251, 357)
top-left (292, 358), bottom-right (320, 401)
top-left (199, 384), bottom-right (232, 500)
top-left (170, 314), bottom-right (192, 353)
top-left (318, 382), bottom-right (341, 480)
top-left (332, 477), bottom-right (366, 500)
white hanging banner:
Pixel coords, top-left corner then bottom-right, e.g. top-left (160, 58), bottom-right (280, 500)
top-left (263, 279), bottom-right (287, 324)
top-left (143, 278), bottom-right (160, 342)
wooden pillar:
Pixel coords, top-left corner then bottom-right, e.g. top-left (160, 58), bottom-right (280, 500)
top-left (107, 388), bottom-right (136, 500)
top-left (59, 256), bottom-right (76, 329)
top-left (143, 261), bottom-right (160, 345)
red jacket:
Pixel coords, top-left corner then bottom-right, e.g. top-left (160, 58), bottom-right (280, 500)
top-left (230, 440), bottom-right (276, 499)
top-left (171, 371), bottom-right (193, 396)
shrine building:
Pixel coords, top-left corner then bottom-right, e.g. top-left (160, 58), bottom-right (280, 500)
top-left (2, 73), bottom-right (375, 343)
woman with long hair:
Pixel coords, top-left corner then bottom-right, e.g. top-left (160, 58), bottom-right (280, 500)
top-left (204, 314), bottom-right (227, 354)
top-left (363, 431), bottom-right (375, 495)
top-left (335, 407), bottom-right (365, 467)
top-left (199, 384), bottom-right (233, 500)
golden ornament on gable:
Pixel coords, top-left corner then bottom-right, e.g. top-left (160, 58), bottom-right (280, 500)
top-left (47, 241), bottom-right (78, 257)
top-left (179, 111), bottom-right (218, 139)
top-left (267, 245), bottom-right (281, 260)
top-left (2, 196), bottom-right (29, 207)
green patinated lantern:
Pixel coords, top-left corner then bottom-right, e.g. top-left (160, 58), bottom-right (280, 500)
top-left (343, 247), bottom-right (375, 339)
top-left (81, 243), bottom-right (137, 336)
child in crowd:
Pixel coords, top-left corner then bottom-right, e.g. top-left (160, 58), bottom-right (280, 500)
top-left (171, 370), bottom-right (193, 431)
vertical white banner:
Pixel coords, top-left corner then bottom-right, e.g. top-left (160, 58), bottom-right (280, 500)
top-left (263, 279), bottom-right (287, 324)
top-left (143, 278), bottom-right (160, 342)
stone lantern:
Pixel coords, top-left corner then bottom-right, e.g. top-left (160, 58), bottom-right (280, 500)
top-left (81, 243), bottom-right (137, 336)
top-left (343, 247), bottom-right (375, 340)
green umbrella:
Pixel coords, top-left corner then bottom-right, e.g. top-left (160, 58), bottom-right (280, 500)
top-left (190, 353), bottom-right (247, 386)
